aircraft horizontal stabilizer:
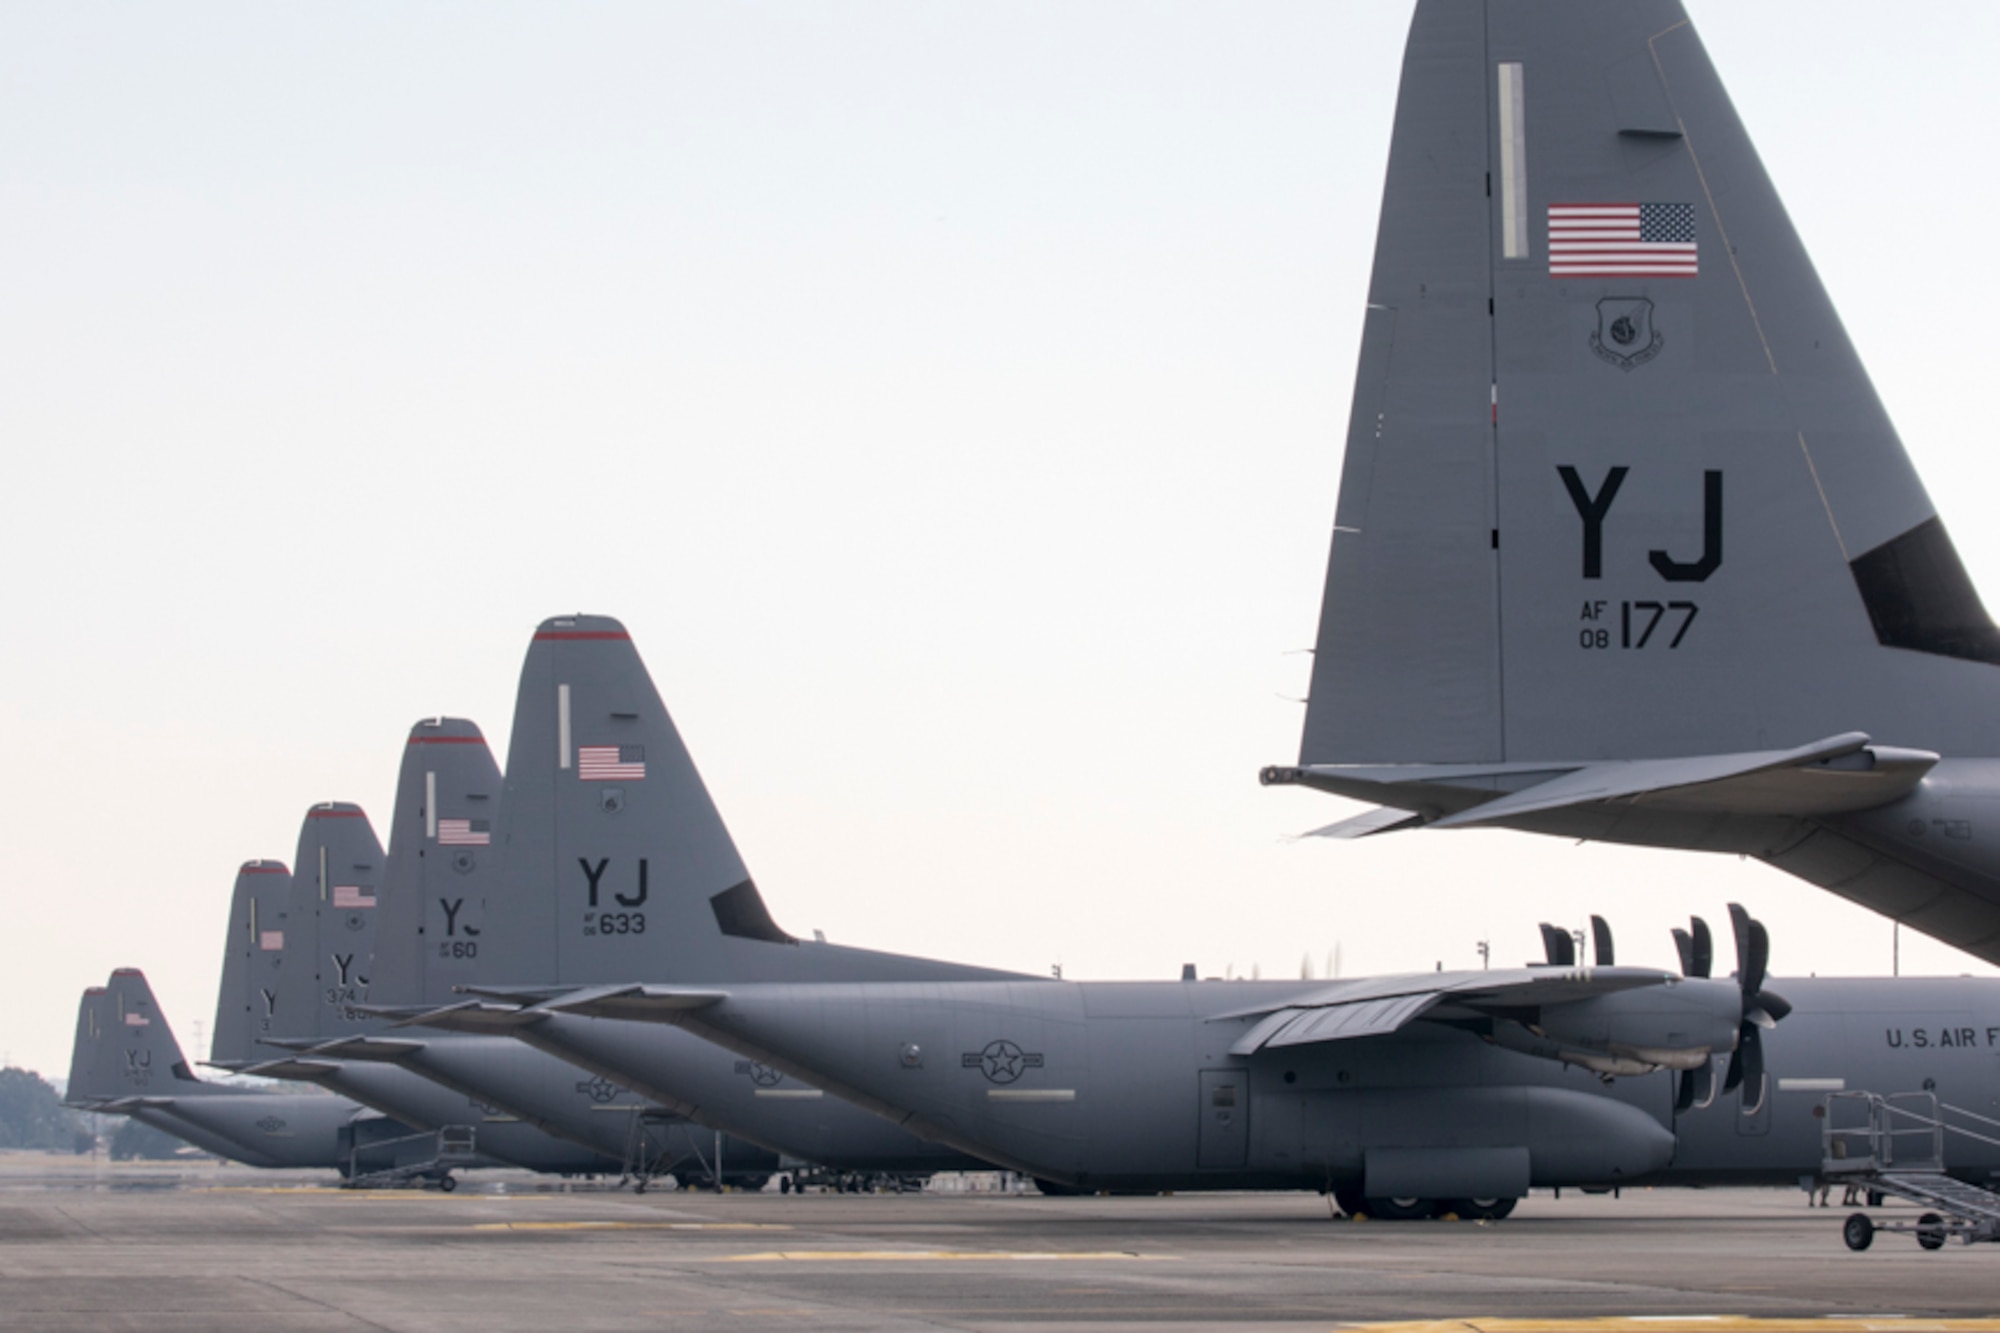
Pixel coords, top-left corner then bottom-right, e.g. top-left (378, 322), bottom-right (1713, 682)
top-left (1300, 806), bottom-right (1426, 840)
top-left (455, 984), bottom-right (585, 1007)
top-left (380, 1001), bottom-right (549, 1034)
top-left (240, 1057), bottom-right (347, 1082)
top-left (548, 986), bottom-right (730, 1022)
top-left (94, 1096), bottom-right (178, 1112)
top-left (1273, 734), bottom-right (1938, 834)
top-left (1426, 733), bottom-right (1934, 828)
top-left (301, 1036), bottom-right (427, 1063)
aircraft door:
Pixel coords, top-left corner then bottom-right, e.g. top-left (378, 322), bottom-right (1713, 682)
top-left (1198, 1068), bottom-right (1248, 1169)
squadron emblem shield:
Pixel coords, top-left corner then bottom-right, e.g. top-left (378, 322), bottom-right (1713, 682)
top-left (1590, 297), bottom-right (1663, 370)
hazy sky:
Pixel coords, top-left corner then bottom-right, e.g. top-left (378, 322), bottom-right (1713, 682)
top-left (5, 3), bottom-right (1998, 1080)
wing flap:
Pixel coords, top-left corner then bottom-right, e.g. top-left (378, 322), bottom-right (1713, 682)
top-left (1230, 992), bottom-right (1442, 1056)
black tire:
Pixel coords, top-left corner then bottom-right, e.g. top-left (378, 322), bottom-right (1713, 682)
top-left (1032, 1177), bottom-right (1085, 1197)
top-left (1332, 1186), bottom-right (1368, 1218)
top-left (633, 1180), bottom-right (647, 1195)
top-left (1842, 1212), bottom-right (1874, 1251)
top-left (438, 1175), bottom-right (458, 1194)
top-left (1363, 1197), bottom-right (1437, 1221)
top-left (736, 1175), bottom-right (770, 1193)
top-left (1917, 1212), bottom-right (1948, 1251)
top-left (1441, 1197), bottom-right (1517, 1221)
top-left (779, 1176), bottom-right (792, 1195)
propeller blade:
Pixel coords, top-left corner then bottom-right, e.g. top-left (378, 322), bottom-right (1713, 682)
top-left (1728, 903), bottom-right (1752, 983)
top-left (1675, 1061), bottom-right (1716, 1114)
top-left (1671, 927), bottom-right (1695, 977)
top-left (1723, 1036), bottom-right (1745, 1094)
top-left (1738, 1028), bottom-right (1767, 1115)
top-left (1591, 915), bottom-right (1614, 967)
top-left (1758, 990), bottom-right (1793, 1024)
top-left (1538, 923), bottom-right (1574, 967)
top-left (1689, 917), bottom-right (1713, 979)
top-left (1743, 919), bottom-right (1770, 999)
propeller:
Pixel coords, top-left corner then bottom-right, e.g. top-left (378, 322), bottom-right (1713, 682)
top-left (1590, 915), bottom-right (1614, 967)
top-left (1538, 922), bottom-right (1575, 967)
top-left (1720, 903), bottom-right (1792, 1115)
top-left (1670, 915), bottom-right (1713, 979)
top-left (1671, 914), bottom-right (1725, 1113)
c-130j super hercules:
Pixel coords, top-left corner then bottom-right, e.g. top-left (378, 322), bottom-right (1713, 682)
top-left (1259, 0), bottom-right (2000, 966)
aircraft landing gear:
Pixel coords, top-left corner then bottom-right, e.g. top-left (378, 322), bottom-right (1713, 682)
top-left (1440, 1197), bottom-right (1515, 1221)
top-left (437, 1174), bottom-right (457, 1193)
top-left (1332, 1187), bottom-right (1439, 1221)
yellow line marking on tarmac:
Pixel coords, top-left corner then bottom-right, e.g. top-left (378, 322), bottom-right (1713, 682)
top-left (1344, 1312), bottom-right (2000, 1320)
top-left (472, 1221), bottom-right (792, 1233)
top-left (715, 1249), bottom-right (1153, 1263)
top-left (1344, 1322), bottom-right (2000, 1332)
top-left (192, 1187), bottom-right (508, 1199)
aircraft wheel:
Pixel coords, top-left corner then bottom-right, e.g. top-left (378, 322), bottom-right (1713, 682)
top-left (1363, 1197), bottom-right (1437, 1221)
top-left (1842, 1212), bottom-right (1874, 1251)
top-left (438, 1175), bottom-right (457, 1194)
top-left (1032, 1177), bottom-right (1085, 1197)
top-left (1441, 1197), bottom-right (1516, 1221)
top-left (779, 1175), bottom-right (792, 1195)
top-left (633, 1180), bottom-right (647, 1195)
top-left (739, 1175), bottom-right (770, 1193)
top-left (1917, 1213), bottom-right (1948, 1250)
top-left (1332, 1186), bottom-right (1368, 1218)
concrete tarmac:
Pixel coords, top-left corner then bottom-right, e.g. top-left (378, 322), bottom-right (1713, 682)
top-left (1, 1156), bottom-right (1996, 1331)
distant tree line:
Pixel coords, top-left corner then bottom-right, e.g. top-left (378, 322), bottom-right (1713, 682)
top-left (0, 1068), bottom-right (93, 1153)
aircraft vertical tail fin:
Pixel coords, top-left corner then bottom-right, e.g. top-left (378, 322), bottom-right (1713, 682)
top-left (476, 614), bottom-right (1021, 988)
top-left (371, 718), bottom-right (503, 1006)
top-left (63, 986), bottom-right (111, 1105)
top-left (1300, 0), bottom-right (2000, 769)
top-left (102, 969), bottom-right (215, 1096)
top-left (271, 803), bottom-right (386, 1042)
top-left (209, 860), bottom-right (290, 1068)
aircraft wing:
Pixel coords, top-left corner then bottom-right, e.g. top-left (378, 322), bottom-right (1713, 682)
top-left (1221, 966), bottom-right (1686, 1056)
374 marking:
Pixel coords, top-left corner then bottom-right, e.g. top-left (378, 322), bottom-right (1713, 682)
top-left (1578, 599), bottom-right (1698, 650)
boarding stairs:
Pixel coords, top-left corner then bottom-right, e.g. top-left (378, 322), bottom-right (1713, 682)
top-left (342, 1124), bottom-right (479, 1191)
top-left (1821, 1091), bottom-right (2000, 1250)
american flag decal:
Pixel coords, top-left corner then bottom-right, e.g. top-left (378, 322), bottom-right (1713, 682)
top-left (1548, 202), bottom-right (1697, 277)
top-left (437, 818), bottom-right (491, 846)
top-left (331, 884), bottom-right (376, 909)
top-left (259, 930), bottom-right (284, 951)
top-left (578, 745), bottom-right (646, 781)
top-left (124, 1011), bottom-right (150, 1027)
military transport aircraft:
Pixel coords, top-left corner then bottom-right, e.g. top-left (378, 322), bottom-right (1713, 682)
top-left (375, 617), bottom-right (1031, 1184)
top-left (65, 968), bottom-right (444, 1176)
top-left (375, 614), bottom-right (2000, 1214)
top-left (1254, 0), bottom-right (2000, 965)
top-left (551, 905), bottom-right (2000, 1212)
top-left (217, 784), bottom-right (629, 1180)
top-left (260, 717), bottom-right (768, 1188)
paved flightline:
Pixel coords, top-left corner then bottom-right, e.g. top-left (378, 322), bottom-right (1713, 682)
top-left (0, 1157), bottom-right (1994, 1331)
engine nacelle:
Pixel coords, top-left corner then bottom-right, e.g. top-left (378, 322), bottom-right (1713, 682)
top-left (1496, 978), bottom-right (1741, 1076)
